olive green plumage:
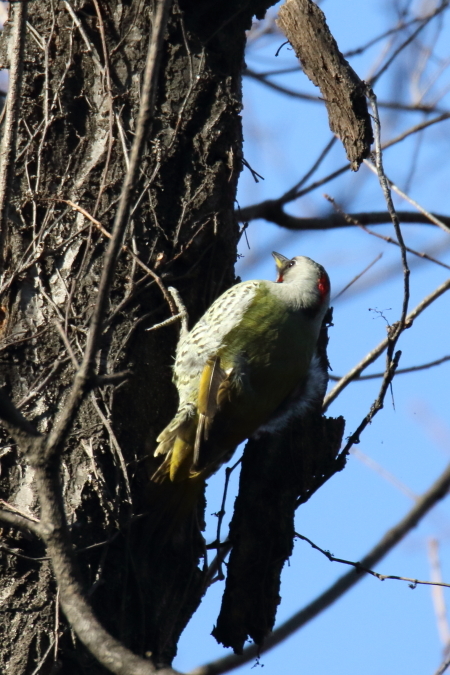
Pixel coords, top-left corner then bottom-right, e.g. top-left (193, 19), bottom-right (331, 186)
top-left (152, 253), bottom-right (330, 490)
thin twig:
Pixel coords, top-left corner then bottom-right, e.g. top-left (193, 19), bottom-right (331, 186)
top-left (54, 320), bottom-right (79, 369)
top-left (63, 0), bottom-right (103, 69)
top-left (54, 588), bottom-right (60, 663)
top-left (332, 253), bottom-right (383, 301)
top-left (0, 498), bottom-right (40, 523)
top-left (92, 0), bottom-right (115, 216)
top-left (30, 638), bottom-right (55, 675)
top-left (90, 393), bottom-right (132, 504)
top-left (360, 222), bottom-right (450, 270)
top-left (0, 542), bottom-right (49, 563)
top-left (350, 448), bottom-right (419, 501)
top-left (369, 1), bottom-right (450, 85)
top-left (168, 286), bottom-right (189, 337)
top-left (363, 160), bottom-right (450, 235)
top-left (146, 313), bottom-right (185, 332)
top-left (325, 194), bottom-right (450, 271)
top-left (428, 539), bottom-right (450, 648)
top-left (212, 458), bottom-right (242, 583)
top-left (329, 354), bottom-right (450, 381)
top-left (54, 198), bottom-right (177, 315)
top-left (95, 371), bottom-right (133, 388)
top-left (17, 358), bottom-right (70, 410)
top-left (296, 532), bottom-right (450, 589)
top-left (366, 87), bottom-right (410, 335)
top-left (204, 541), bottom-right (233, 590)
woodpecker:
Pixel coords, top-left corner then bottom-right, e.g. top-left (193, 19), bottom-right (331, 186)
top-left (152, 252), bottom-right (330, 490)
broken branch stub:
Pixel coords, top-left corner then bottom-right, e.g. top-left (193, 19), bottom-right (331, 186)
top-left (277, 0), bottom-right (373, 170)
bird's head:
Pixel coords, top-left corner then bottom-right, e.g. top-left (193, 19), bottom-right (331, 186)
top-left (272, 251), bottom-right (330, 305)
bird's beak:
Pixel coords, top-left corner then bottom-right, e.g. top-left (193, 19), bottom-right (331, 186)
top-left (272, 251), bottom-right (290, 271)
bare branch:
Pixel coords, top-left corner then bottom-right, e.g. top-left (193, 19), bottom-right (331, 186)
top-left (326, 195), bottom-right (450, 271)
top-left (0, 508), bottom-right (42, 539)
top-left (237, 113), bottom-right (450, 226)
top-left (241, 207), bottom-right (450, 232)
top-left (190, 461), bottom-right (450, 675)
top-left (369, 0), bottom-right (450, 86)
top-left (364, 160), bottom-right (450, 235)
top-left (244, 68), bottom-right (449, 114)
top-left (435, 654), bottom-right (450, 675)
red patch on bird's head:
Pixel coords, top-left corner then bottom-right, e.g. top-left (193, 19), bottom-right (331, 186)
top-left (276, 274), bottom-right (284, 283)
top-left (318, 272), bottom-right (330, 300)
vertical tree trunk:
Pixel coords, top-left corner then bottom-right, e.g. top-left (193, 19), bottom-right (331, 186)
top-left (0, 1), bottom-right (276, 672)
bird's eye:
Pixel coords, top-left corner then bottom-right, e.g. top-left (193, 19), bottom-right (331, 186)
top-left (288, 260), bottom-right (296, 268)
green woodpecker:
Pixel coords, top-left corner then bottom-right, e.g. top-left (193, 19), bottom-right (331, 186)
top-left (152, 252), bottom-right (330, 491)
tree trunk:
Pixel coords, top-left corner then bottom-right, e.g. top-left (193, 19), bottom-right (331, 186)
top-left (0, 1), bottom-right (276, 672)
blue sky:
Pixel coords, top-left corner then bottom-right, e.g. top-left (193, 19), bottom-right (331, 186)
top-left (175, 2), bottom-right (450, 674)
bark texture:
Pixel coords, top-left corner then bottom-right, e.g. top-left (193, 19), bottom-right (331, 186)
top-left (0, 1), bottom-right (276, 672)
top-left (277, 0), bottom-right (373, 170)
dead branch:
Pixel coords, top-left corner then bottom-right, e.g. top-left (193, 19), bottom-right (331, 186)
top-left (277, 0), bottom-right (373, 169)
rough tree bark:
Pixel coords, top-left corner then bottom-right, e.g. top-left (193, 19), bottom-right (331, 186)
top-left (0, 1), bottom-right (276, 672)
